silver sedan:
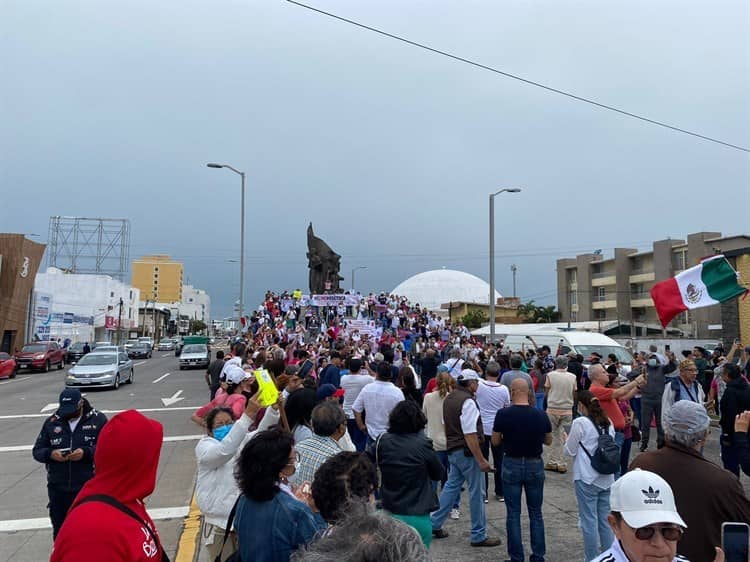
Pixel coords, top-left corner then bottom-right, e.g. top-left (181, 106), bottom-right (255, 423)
top-left (65, 351), bottom-right (134, 390)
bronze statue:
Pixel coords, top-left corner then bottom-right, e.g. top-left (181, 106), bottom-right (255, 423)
top-left (307, 223), bottom-right (343, 294)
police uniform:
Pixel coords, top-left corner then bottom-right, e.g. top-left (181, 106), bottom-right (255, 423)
top-left (32, 390), bottom-right (107, 537)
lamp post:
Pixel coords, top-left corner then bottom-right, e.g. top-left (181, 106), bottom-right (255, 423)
top-left (489, 188), bottom-right (522, 343)
top-left (208, 163), bottom-right (246, 325)
top-left (351, 266), bottom-right (367, 291)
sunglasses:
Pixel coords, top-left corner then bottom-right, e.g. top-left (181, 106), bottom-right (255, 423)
top-left (633, 525), bottom-right (683, 542)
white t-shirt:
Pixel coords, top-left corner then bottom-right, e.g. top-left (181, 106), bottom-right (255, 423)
top-left (68, 417), bottom-right (81, 433)
top-left (460, 398), bottom-right (480, 434)
top-left (564, 416), bottom-right (616, 489)
top-left (352, 380), bottom-right (404, 440)
top-left (340, 373), bottom-right (375, 418)
top-left (475, 380), bottom-right (510, 435)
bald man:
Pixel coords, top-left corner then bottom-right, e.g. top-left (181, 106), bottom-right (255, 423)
top-left (492, 378), bottom-right (552, 562)
top-left (588, 363), bottom-right (645, 477)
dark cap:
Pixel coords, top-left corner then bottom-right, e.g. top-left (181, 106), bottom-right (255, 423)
top-left (58, 388), bottom-right (82, 416)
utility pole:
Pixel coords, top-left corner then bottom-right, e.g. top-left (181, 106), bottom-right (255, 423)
top-left (511, 264), bottom-right (517, 298)
top-left (116, 298), bottom-right (124, 344)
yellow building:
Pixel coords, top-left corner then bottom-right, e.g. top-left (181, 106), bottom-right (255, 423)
top-left (132, 255), bottom-right (183, 303)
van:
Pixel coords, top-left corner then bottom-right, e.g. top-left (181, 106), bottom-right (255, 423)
top-left (496, 328), bottom-right (634, 368)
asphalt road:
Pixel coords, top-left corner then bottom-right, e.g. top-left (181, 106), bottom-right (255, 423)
top-left (0, 354), bottom-right (747, 562)
top-left (0, 349), bottom-right (210, 562)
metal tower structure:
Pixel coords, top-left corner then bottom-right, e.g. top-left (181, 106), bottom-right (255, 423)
top-left (46, 216), bottom-right (131, 281)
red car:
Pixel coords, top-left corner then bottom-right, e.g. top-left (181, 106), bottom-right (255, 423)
top-left (14, 341), bottom-right (65, 372)
top-left (0, 353), bottom-right (17, 379)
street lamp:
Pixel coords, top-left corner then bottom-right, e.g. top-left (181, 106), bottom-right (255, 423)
top-left (489, 187), bottom-right (522, 343)
top-left (208, 163), bottom-right (246, 325)
top-left (351, 266), bottom-right (367, 291)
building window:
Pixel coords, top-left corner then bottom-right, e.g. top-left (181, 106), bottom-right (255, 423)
top-left (596, 287), bottom-right (606, 301)
top-left (568, 269), bottom-right (577, 285)
top-left (672, 251), bottom-right (686, 271)
top-left (569, 291), bottom-right (577, 305)
top-left (129, 290), bottom-right (133, 300)
top-left (594, 309), bottom-right (606, 320)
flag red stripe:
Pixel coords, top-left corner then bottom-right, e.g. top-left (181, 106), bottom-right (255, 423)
top-left (650, 277), bottom-right (686, 328)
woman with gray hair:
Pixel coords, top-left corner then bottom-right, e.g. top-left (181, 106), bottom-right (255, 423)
top-left (291, 501), bottom-right (429, 562)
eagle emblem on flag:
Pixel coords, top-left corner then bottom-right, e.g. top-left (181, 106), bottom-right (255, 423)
top-left (684, 283), bottom-right (702, 304)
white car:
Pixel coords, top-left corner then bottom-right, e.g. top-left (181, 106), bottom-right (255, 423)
top-left (179, 344), bottom-right (210, 370)
top-left (66, 351), bottom-right (134, 389)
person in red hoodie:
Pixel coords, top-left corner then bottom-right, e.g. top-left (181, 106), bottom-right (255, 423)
top-left (51, 409), bottom-right (168, 562)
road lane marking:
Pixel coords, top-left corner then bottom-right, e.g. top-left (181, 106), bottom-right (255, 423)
top-left (0, 376), bottom-right (33, 386)
top-left (153, 372), bottom-right (171, 384)
top-left (161, 353), bottom-right (172, 357)
top-left (0, 405), bottom-right (201, 420)
top-left (134, 361), bottom-right (148, 366)
top-left (0, 434), bottom-right (202, 453)
top-left (40, 403), bottom-right (58, 413)
top-left (162, 389), bottom-right (184, 406)
top-left (0, 506), bottom-right (190, 532)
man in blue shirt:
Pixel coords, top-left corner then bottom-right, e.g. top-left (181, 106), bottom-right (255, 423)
top-left (492, 378), bottom-right (552, 562)
top-left (319, 351), bottom-right (342, 388)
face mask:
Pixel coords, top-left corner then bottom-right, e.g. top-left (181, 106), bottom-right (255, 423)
top-left (212, 424), bottom-right (233, 441)
top-left (647, 358), bottom-right (658, 367)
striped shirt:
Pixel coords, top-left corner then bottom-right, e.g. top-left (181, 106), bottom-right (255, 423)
top-left (289, 434), bottom-right (340, 487)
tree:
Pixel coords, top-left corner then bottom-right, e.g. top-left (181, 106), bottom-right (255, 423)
top-left (189, 319), bottom-right (207, 334)
top-left (517, 301), bottom-right (561, 323)
top-left (461, 309), bottom-right (487, 330)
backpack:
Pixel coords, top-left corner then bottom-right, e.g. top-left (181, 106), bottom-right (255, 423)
top-left (580, 417), bottom-right (620, 475)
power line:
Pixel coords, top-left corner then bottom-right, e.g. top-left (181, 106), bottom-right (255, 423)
top-left (285, 0), bottom-right (750, 154)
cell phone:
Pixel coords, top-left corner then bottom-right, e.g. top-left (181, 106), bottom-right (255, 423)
top-left (59, 448), bottom-right (71, 457)
top-left (722, 522), bottom-right (749, 562)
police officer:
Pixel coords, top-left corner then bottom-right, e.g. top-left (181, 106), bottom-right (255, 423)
top-left (32, 389), bottom-right (107, 537)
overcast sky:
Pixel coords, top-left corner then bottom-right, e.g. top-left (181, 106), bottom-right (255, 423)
top-left (2, 0), bottom-right (749, 319)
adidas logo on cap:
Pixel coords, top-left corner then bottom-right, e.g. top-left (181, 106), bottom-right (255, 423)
top-left (641, 486), bottom-right (662, 505)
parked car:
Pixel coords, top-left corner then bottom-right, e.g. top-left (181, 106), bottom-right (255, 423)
top-left (138, 337), bottom-right (154, 350)
top-left (124, 339), bottom-right (139, 350)
top-left (14, 342), bottom-right (65, 372)
top-left (179, 344), bottom-right (211, 370)
top-left (157, 338), bottom-right (175, 351)
top-left (65, 342), bottom-right (88, 364)
top-left (65, 351), bottom-right (134, 389)
top-left (92, 345), bottom-right (120, 354)
top-left (92, 341), bottom-right (111, 351)
top-left (0, 353), bottom-right (17, 379)
top-left (128, 342), bottom-right (152, 359)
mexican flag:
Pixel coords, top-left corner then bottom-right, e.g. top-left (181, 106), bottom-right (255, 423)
top-left (650, 255), bottom-right (747, 327)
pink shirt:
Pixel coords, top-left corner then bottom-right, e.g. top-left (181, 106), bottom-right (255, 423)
top-left (194, 392), bottom-right (247, 419)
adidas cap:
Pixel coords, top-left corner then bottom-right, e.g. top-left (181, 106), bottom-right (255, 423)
top-left (609, 469), bottom-right (687, 529)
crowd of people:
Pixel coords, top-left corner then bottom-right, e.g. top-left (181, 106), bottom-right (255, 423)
top-left (37, 289), bottom-right (750, 561)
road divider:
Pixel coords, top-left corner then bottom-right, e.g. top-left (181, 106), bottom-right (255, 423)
top-left (0, 506), bottom-right (191, 532)
top-left (0, 434), bottom-right (202, 453)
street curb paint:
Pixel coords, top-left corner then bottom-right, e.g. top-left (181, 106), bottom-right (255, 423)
top-left (174, 487), bottom-right (201, 562)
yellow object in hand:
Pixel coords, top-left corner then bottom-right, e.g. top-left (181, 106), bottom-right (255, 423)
top-left (254, 369), bottom-right (279, 407)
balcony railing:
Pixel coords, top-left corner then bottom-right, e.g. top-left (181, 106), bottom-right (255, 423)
top-left (591, 271), bottom-right (615, 279)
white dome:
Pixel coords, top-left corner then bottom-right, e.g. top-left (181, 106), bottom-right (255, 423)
top-left (391, 269), bottom-right (501, 312)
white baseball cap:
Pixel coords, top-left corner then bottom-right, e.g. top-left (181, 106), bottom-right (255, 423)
top-left (458, 369), bottom-right (480, 382)
top-left (225, 365), bottom-right (250, 385)
top-left (609, 469), bottom-right (687, 529)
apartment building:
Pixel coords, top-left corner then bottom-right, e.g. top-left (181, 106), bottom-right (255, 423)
top-left (132, 255), bottom-right (183, 303)
top-left (557, 232), bottom-right (750, 339)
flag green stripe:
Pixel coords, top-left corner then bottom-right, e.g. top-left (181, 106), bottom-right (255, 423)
top-left (701, 258), bottom-right (746, 302)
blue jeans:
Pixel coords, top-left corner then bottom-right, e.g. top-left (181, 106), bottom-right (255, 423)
top-left (613, 431), bottom-right (625, 479)
top-left (574, 480), bottom-right (613, 562)
top-left (430, 450), bottom-right (486, 543)
top-left (432, 450), bottom-right (459, 509)
top-left (535, 392), bottom-right (546, 411)
top-left (347, 418), bottom-right (368, 452)
top-left (503, 457), bottom-right (545, 562)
